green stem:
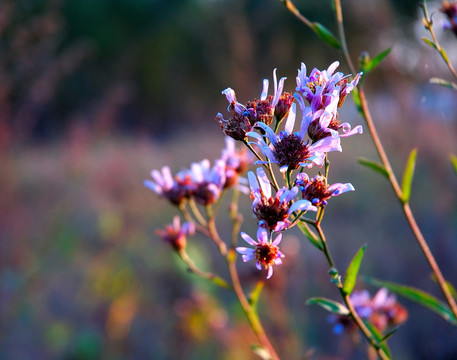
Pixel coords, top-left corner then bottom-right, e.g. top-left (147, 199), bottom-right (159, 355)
top-left (189, 198), bottom-right (208, 226)
top-left (244, 140), bottom-right (280, 191)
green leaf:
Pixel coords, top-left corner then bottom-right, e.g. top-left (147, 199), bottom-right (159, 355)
top-left (311, 22), bottom-right (341, 49)
top-left (363, 48), bottom-right (391, 74)
top-left (422, 37), bottom-right (437, 50)
top-left (363, 320), bottom-right (392, 358)
top-left (343, 244), bottom-right (366, 295)
top-left (430, 77), bottom-right (457, 90)
top-left (381, 326), bottom-right (399, 343)
top-left (450, 154), bottom-right (457, 177)
top-left (249, 281), bottom-right (264, 308)
top-left (366, 277), bottom-right (457, 325)
top-left (358, 158), bottom-right (389, 179)
top-left (351, 88), bottom-right (364, 117)
top-left (430, 273), bottom-right (457, 300)
top-left (297, 221), bottom-right (323, 251)
top-left (440, 48), bottom-right (450, 63)
top-left (306, 297), bottom-right (349, 315)
top-left (250, 345), bottom-right (272, 360)
top-left (401, 148), bottom-right (417, 203)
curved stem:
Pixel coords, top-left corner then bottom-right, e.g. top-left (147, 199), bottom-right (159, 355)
top-left (332, 0), bottom-right (457, 320)
top-left (206, 206), bottom-right (227, 256)
top-left (244, 140), bottom-right (280, 190)
top-left (227, 250), bottom-right (281, 360)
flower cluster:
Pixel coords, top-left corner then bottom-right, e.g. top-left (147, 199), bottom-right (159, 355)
top-left (156, 216), bottom-right (195, 252)
top-left (329, 288), bottom-right (408, 334)
top-left (144, 138), bottom-right (250, 207)
top-left (217, 62), bottom-right (363, 278)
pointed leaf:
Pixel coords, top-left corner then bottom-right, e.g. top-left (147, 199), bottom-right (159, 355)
top-left (352, 88), bottom-right (364, 117)
top-left (430, 77), bottom-right (457, 90)
top-left (401, 148), bottom-right (417, 203)
top-left (430, 273), bottom-right (457, 300)
top-left (306, 297), bottom-right (349, 315)
top-left (363, 320), bottom-right (392, 358)
top-left (451, 154), bottom-right (457, 177)
top-left (440, 48), bottom-right (450, 63)
top-left (311, 22), bottom-right (341, 49)
top-left (363, 48), bottom-right (391, 73)
top-left (343, 244), bottom-right (366, 295)
top-left (358, 158), bottom-right (389, 179)
top-left (422, 37), bottom-right (437, 50)
top-left (297, 221), bottom-right (323, 251)
top-left (249, 281), bottom-right (265, 308)
top-left (366, 277), bottom-right (457, 325)
top-left (250, 345), bottom-right (272, 360)
top-left (381, 326), bottom-right (399, 343)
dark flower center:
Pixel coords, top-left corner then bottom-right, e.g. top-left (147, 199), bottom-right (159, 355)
top-left (275, 92), bottom-right (294, 121)
top-left (299, 176), bottom-right (334, 206)
top-left (255, 242), bottom-right (279, 268)
top-left (246, 98), bottom-right (274, 126)
top-left (273, 133), bottom-right (310, 170)
top-left (307, 116), bottom-right (340, 142)
top-left (254, 197), bottom-right (289, 230)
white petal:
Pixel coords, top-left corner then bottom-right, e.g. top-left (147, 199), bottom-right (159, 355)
top-left (284, 103), bottom-right (296, 134)
top-left (256, 167), bottom-right (271, 198)
top-left (241, 232), bottom-right (257, 246)
top-left (261, 79), bottom-right (269, 100)
top-left (266, 266), bottom-right (274, 279)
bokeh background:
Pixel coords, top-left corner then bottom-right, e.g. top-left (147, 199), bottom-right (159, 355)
top-left (1, 0), bottom-right (457, 359)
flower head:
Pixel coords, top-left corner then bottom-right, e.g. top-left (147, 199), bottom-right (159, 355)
top-left (296, 173), bottom-right (354, 207)
top-left (144, 166), bottom-right (194, 206)
top-left (296, 61), bottom-right (362, 111)
top-left (441, 1), bottom-right (457, 36)
top-left (249, 103), bottom-right (341, 172)
top-left (329, 288), bottom-right (408, 334)
top-left (220, 137), bottom-right (250, 191)
top-left (236, 227), bottom-right (284, 279)
top-left (249, 168), bottom-right (316, 231)
top-left (156, 216), bottom-right (195, 252)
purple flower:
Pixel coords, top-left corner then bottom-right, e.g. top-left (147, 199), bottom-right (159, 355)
top-left (249, 167), bottom-right (317, 232)
top-left (296, 61), bottom-right (362, 111)
top-left (248, 103), bottom-right (342, 172)
top-left (295, 91), bottom-right (363, 143)
top-left (441, 1), bottom-right (457, 36)
top-left (156, 216), bottom-right (195, 252)
top-left (219, 137), bottom-right (250, 193)
top-left (236, 227), bottom-right (284, 279)
top-left (144, 166), bottom-right (193, 206)
top-left (296, 173), bottom-right (354, 207)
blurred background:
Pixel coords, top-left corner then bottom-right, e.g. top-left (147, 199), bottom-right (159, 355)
top-left (1, 0), bottom-right (457, 359)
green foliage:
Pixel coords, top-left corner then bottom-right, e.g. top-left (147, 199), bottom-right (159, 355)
top-left (311, 22), bottom-right (341, 49)
top-left (363, 320), bottom-right (392, 359)
top-left (430, 78), bottom-right (457, 90)
top-left (366, 278), bottom-right (457, 325)
top-left (343, 244), bottom-right (366, 295)
top-left (358, 158), bottom-right (389, 179)
top-left (297, 222), bottom-right (324, 250)
top-left (422, 37), bottom-right (437, 50)
top-left (450, 154), bottom-right (457, 176)
top-left (361, 48), bottom-right (391, 74)
top-left (306, 297), bottom-right (349, 315)
top-left (249, 281), bottom-right (265, 308)
top-left (401, 148), bottom-right (417, 203)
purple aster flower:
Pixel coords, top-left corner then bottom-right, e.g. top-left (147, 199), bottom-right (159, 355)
top-left (183, 159), bottom-right (226, 205)
top-left (219, 137), bottom-right (250, 193)
top-left (441, 1), bottom-right (457, 36)
top-left (221, 69), bottom-right (287, 126)
top-left (296, 91), bottom-right (363, 143)
top-left (236, 227), bottom-right (284, 279)
top-left (296, 173), bottom-right (354, 207)
top-left (144, 166), bottom-right (194, 206)
top-left (248, 103), bottom-right (342, 172)
top-left (296, 61), bottom-right (362, 111)
top-left (156, 216), bottom-right (195, 252)
top-left (249, 167), bottom-right (317, 232)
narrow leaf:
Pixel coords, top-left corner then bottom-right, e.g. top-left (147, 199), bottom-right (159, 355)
top-left (343, 244), bottom-right (366, 295)
top-left (422, 37), bottom-right (437, 50)
top-left (366, 277), bottom-right (457, 325)
top-left (297, 221), bottom-right (323, 251)
top-left (401, 148), bottom-right (417, 203)
top-left (358, 158), bottom-right (389, 179)
top-left (352, 88), bottom-right (364, 117)
top-left (363, 320), bottom-right (392, 358)
top-left (430, 274), bottom-right (457, 300)
top-left (249, 281), bottom-right (265, 308)
top-left (306, 297), bottom-right (349, 315)
top-left (311, 22), bottom-right (341, 49)
top-left (364, 48), bottom-right (391, 73)
top-left (381, 326), bottom-right (399, 343)
top-left (440, 48), bottom-right (450, 63)
top-left (430, 77), bottom-right (457, 90)
top-left (450, 154), bottom-right (457, 177)
top-left (250, 345), bottom-right (272, 360)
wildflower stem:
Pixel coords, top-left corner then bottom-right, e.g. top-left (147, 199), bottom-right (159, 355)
top-left (332, 0), bottom-right (457, 321)
top-left (315, 223), bottom-right (390, 360)
top-left (244, 140), bottom-right (280, 191)
top-left (178, 250), bottom-right (232, 289)
top-left (421, 1), bottom-right (457, 81)
top-left (227, 249), bottom-right (281, 360)
top-left (280, 0), bottom-right (313, 28)
top-left (188, 198), bottom-right (208, 226)
top-left (179, 204), bottom-right (211, 238)
top-left (229, 189), bottom-right (243, 248)
top-left (206, 207), bottom-right (227, 256)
